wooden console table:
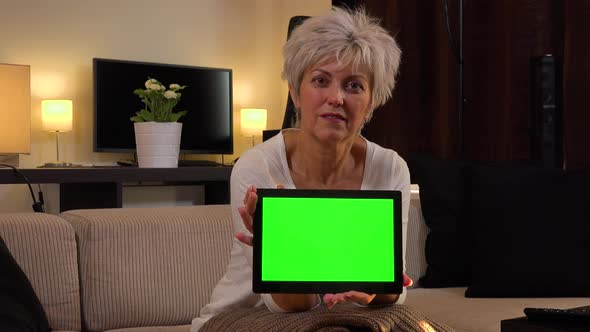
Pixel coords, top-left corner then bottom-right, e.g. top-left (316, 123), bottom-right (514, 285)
top-left (0, 166), bottom-right (232, 212)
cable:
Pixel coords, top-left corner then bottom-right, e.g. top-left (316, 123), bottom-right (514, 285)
top-left (37, 184), bottom-right (45, 209)
top-left (443, 0), bottom-right (466, 158)
top-left (444, 0), bottom-right (461, 64)
top-left (0, 164), bottom-right (45, 213)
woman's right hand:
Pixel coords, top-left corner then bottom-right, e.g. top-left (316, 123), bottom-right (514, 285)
top-left (235, 185), bottom-right (258, 246)
top-left (236, 184), bottom-right (285, 246)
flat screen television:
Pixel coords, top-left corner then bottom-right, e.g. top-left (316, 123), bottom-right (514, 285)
top-left (93, 58), bottom-right (233, 154)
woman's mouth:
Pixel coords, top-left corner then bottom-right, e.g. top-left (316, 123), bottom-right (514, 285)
top-left (320, 113), bottom-right (346, 122)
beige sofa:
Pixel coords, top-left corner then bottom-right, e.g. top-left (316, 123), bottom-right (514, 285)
top-left (0, 200), bottom-right (588, 332)
top-left (0, 206), bottom-right (232, 332)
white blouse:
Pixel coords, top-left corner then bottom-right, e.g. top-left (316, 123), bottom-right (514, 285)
top-left (191, 129), bottom-right (410, 331)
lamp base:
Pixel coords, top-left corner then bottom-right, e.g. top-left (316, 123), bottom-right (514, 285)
top-left (0, 154), bottom-right (20, 167)
top-left (40, 161), bottom-right (76, 168)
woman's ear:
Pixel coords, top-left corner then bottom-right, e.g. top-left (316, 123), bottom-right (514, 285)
top-left (288, 84), bottom-right (300, 108)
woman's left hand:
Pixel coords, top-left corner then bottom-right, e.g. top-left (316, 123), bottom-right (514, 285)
top-left (323, 291), bottom-right (375, 309)
top-left (235, 184), bottom-right (285, 247)
top-left (322, 273), bottom-right (413, 309)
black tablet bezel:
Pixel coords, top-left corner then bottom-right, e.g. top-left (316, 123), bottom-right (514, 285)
top-left (252, 189), bottom-right (403, 294)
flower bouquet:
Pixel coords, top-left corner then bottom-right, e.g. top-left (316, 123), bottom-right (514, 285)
top-left (130, 78), bottom-right (187, 122)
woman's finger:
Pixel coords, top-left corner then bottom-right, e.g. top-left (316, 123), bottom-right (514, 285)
top-left (243, 185), bottom-right (256, 205)
top-left (245, 191), bottom-right (258, 217)
top-left (235, 233), bottom-right (253, 246)
top-left (344, 291), bottom-right (375, 305)
top-left (322, 293), bottom-right (342, 309)
top-left (323, 291), bottom-right (375, 309)
top-left (403, 273), bottom-right (413, 287)
top-left (238, 206), bottom-right (254, 233)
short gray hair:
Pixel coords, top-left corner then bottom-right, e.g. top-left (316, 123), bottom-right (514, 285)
top-left (282, 7), bottom-right (401, 118)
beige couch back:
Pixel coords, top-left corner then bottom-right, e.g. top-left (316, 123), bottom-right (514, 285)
top-left (60, 205), bottom-right (234, 332)
top-left (0, 213), bottom-right (81, 331)
top-left (1, 201), bottom-right (426, 331)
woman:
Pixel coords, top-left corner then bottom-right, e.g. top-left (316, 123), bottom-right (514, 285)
top-left (192, 7), bottom-right (411, 331)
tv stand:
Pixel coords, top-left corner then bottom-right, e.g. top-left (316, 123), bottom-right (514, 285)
top-left (178, 160), bottom-right (223, 167)
top-left (0, 166), bottom-right (232, 212)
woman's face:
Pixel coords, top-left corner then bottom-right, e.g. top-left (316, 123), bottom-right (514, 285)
top-left (290, 60), bottom-right (372, 144)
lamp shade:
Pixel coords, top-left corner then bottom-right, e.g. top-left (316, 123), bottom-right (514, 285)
top-left (0, 63), bottom-right (31, 154)
top-left (42, 100), bottom-right (72, 132)
top-left (240, 108), bottom-right (267, 136)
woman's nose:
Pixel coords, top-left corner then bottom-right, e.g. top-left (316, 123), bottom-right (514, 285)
top-left (326, 86), bottom-right (344, 107)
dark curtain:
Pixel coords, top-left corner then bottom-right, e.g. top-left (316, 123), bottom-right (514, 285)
top-left (563, 1), bottom-right (590, 170)
top-left (362, 0), bottom-right (461, 160)
top-left (334, 0), bottom-right (590, 169)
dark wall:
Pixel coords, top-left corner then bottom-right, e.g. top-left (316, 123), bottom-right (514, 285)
top-left (333, 0), bottom-right (590, 169)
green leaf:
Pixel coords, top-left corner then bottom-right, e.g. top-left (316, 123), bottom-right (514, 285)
top-left (130, 116), bottom-right (144, 122)
top-left (138, 109), bottom-right (154, 121)
top-left (169, 111), bottom-right (187, 122)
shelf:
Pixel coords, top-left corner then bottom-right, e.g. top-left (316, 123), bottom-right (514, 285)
top-left (0, 166), bottom-right (232, 212)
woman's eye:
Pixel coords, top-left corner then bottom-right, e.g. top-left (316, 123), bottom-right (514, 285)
top-left (346, 81), bottom-right (364, 91)
top-left (312, 76), bottom-right (328, 86)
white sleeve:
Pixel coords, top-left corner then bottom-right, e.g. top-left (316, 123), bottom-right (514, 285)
top-left (363, 148), bottom-right (411, 305)
top-left (364, 145), bottom-right (411, 275)
top-left (397, 157), bottom-right (411, 275)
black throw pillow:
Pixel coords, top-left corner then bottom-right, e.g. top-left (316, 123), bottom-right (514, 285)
top-left (408, 155), bottom-right (472, 287)
top-left (0, 236), bottom-right (51, 332)
top-left (465, 165), bottom-right (590, 297)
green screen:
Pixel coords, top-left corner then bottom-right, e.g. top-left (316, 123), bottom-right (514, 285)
top-left (261, 197), bottom-right (395, 282)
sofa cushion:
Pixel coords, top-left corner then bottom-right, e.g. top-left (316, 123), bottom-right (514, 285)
top-left (0, 235), bottom-right (51, 332)
top-left (0, 213), bottom-right (81, 331)
top-left (465, 166), bottom-right (590, 297)
top-left (61, 205), bottom-right (233, 332)
top-left (408, 155), bottom-right (471, 287)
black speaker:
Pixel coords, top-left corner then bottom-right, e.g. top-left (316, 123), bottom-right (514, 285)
top-left (332, 0), bottom-right (363, 10)
top-left (262, 129), bottom-right (280, 142)
top-left (530, 55), bottom-right (563, 168)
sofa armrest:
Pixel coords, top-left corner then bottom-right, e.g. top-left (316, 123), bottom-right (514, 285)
top-left (406, 196), bottom-right (427, 288)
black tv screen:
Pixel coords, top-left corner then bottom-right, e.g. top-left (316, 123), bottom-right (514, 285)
top-left (93, 58), bottom-right (233, 154)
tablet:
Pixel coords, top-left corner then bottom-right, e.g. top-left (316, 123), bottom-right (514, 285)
top-left (252, 189), bottom-right (403, 294)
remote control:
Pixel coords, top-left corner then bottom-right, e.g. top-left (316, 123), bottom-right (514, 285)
top-left (524, 306), bottom-right (590, 322)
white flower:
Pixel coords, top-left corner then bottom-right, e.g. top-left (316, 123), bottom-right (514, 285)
top-left (133, 77), bottom-right (187, 122)
top-left (144, 79), bottom-right (157, 89)
top-left (164, 90), bottom-right (177, 99)
top-left (148, 83), bottom-right (162, 91)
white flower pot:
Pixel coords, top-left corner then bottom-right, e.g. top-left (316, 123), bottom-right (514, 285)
top-left (134, 122), bottom-right (182, 168)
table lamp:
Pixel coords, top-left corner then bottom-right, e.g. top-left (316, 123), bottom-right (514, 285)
top-left (241, 108), bottom-right (267, 147)
top-left (0, 63), bottom-right (31, 167)
top-left (41, 99), bottom-right (73, 167)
